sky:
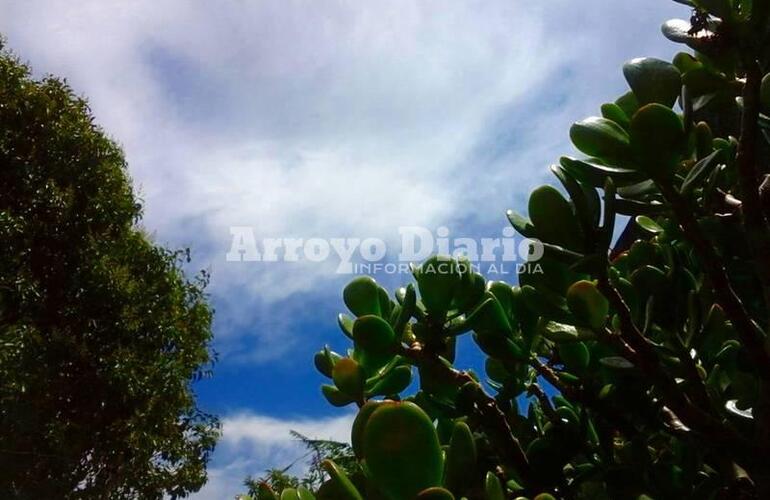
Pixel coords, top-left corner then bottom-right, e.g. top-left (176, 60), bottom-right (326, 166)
top-left (0, 1), bottom-right (687, 498)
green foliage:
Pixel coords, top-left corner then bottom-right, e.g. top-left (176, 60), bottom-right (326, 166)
top-left (242, 432), bottom-right (359, 500)
top-left (0, 42), bottom-right (218, 497)
top-left (263, 1), bottom-right (770, 499)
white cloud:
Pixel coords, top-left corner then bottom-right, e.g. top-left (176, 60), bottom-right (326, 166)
top-left (193, 411), bottom-right (355, 500)
top-left (0, 0), bottom-right (687, 359)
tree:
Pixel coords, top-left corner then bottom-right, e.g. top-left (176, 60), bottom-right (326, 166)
top-left (0, 41), bottom-right (219, 498)
top-left (260, 1), bottom-right (770, 498)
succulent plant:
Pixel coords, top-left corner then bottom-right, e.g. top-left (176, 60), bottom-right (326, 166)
top-left (261, 1), bottom-right (770, 498)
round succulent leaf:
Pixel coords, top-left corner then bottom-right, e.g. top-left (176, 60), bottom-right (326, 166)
top-left (623, 57), bottom-right (681, 107)
top-left (601, 102), bottom-right (630, 129)
top-left (635, 215), bottom-right (664, 235)
top-left (599, 356), bottom-right (635, 369)
top-left (351, 400), bottom-right (383, 458)
top-left (353, 315), bottom-right (396, 353)
top-left (465, 295), bottom-right (513, 335)
top-left (663, 19), bottom-right (695, 44)
top-left (485, 357), bottom-right (511, 384)
top-left (366, 365), bottom-right (412, 397)
top-left (343, 276), bottom-right (382, 317)
top-left (558, 341), bottom-right (591, 372)
top-left (559, 156), bottom-right (644, 188)
top-left (484, 471), bottom-right (506, 500)
top-left (615, 90), bottom-right (640, 118)
top-left (280, 488), bottom-right (300, 500)
top-left (453, 270), bottom-right (487, 313)
top-left (392, 283), bottom-right (416, 339)
top-left (695, 121), bottom-right (714, 159)
top-left (569, 117), bottom-right (631, 165)
top-left (320, 460), bottom-right (364, 500)
top-left (321, 384), bottom-right (356, 407)
top-left (314, 346), bottom-right (341, 378)
top-left (761, 73), bottom-right (770, 112)
top-left (332, 358), bottom-right (365, 398)
top-left (566, 280), bottom-right (609, 329)
top-left (487, 281), bottom-right (515, 318)
top-left (417, 487), bottom-right (456, 500)
top-left (362, 401), bottom-right (443, 500)
top-left (337, 313), bottom-right (355, 339)
top-left (528, 185), bottom-right (583, 250)
top-left (672, 52), bottom-right (702, 74)
top-left (296, 487), bottom-right (315, 500)
top-left (630, 265), bottom-right (668, 294)
top-left (630, 103), bottom-right (686, 178)
top-left (445, 421), bottom-right (477, 494)
top-left (472, 330), bottom-right (525, 362)
top-left (415, 255), bottom-right (461, 316)
top-left (506, 210), bottom-right (537, 238)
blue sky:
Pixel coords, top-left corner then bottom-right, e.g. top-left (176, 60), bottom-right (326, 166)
top-left (1, 1), bottom-right (687, 497)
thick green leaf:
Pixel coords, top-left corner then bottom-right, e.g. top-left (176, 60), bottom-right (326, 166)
top-left (623, 57), bottom-right (681, 107)
top-left (560, 156), bottom-right (644, 188)
top-left (566, 280), bottom-right (609, 329)
top-left (297, 487), bottom-right (315, 500)
top-left (363, 401), bottom-right (444, 500)
top-left (321, 384), bottom-right (356, 407)
top-left (635, 215), bottom-right (664, 235)
top-left (528, 185), bottom-right (583, 250)
top-left (353, 315), bottom-right (397, 375)
top-left (414, 256), bottom-right (461, 316)
top-left (761, 73), bottom-right (770, 112)
top-left (570, 117), bottom-right (631, 165)
top-left (366, 365), bottom-right (412, 397)
top-left (484, 471), bottom-right (505, 500)
top-left (506, 210), bottom-right (537, 238)
top-left (445, 421), bottom-right (477, 495)
top-left (332, 358), bottom-right (365, 397)
top-left (343, 276), bottom-right (381, 317)
top-left (615, 91), bottom-right (640, 118)
top-left (601, 102), bottom-right (631, 129)
top-left (393, 283), bottom-right (416, 338)
top-left (321, 460), bottom-right (364, 500)
top-left (417, 487), bottom-right (455, 500)
top-left (630, 103), bottom-right (686, 178)
top-left (559, 341), bottom-right (591, 372)
top-left (682, 149), bottom-right (723, 194)
top-left (337, 313), bottom-right (355, 339)
top-left (550, 164), bottom-right (600, 239)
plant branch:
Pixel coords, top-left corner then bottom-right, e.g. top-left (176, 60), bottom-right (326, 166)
top-left (596, 271), bottom-right (759, 461)
top-left (657, 180), bottom-right (770, 380)
top-left (400, 344), bottom-right (535, 485)
top-left (735, 59), bottom-right (770, 317)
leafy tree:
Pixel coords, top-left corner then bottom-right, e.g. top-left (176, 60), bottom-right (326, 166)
top-left (0, 41), bottom-right (219, 498)
top-left (261, 1), bottom-right (770, 499)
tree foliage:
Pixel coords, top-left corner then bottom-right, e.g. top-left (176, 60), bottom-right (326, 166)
top-left (260, 1), bottom-right (770, 499)
top-left (0, 42), bottom-right (219, 498)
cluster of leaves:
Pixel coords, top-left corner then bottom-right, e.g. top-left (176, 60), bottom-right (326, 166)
top-left (258, 0), bottom-right (770, 499)
top-left (0, 42), bottom-right (219, 498)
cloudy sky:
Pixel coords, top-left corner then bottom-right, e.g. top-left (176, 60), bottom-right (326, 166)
top-left (1, 0), bottom-right (687, 497)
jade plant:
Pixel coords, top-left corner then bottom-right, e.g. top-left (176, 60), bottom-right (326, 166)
top-left (254, 1), bottom-right (770, 498)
